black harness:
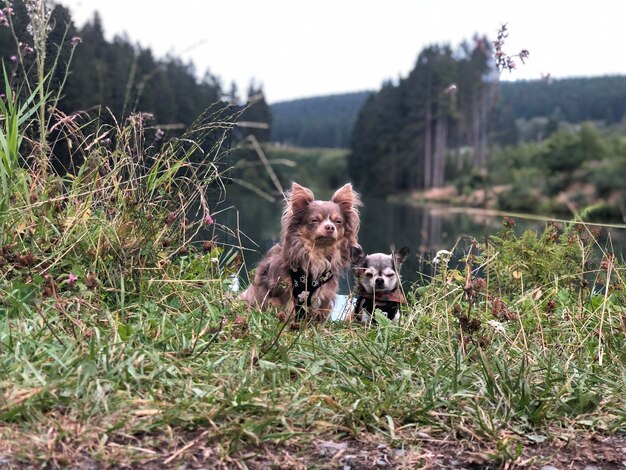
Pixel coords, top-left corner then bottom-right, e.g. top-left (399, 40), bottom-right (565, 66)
top-left (289, 268), bottom-right (334, 319)
top-left (355, 288), bottom-right (406, 322)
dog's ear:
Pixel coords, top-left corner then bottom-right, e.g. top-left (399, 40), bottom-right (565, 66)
top-left (351, 245), bottom-right (366, 265)
top-left (289, 183), bottom-right (315, 212)
top-left (331, 183), bottom-right (358, 209)
top-left (393, 246), bottom-right (410, 268)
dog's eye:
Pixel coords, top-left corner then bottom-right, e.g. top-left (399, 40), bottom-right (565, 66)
top-left (334, 219), bottom-right (343, 225)
top-left (309, 218), bottom-right (319, 224)
top-left (365, 273), bottom-right (373, 278)
top-left (385, 273), bottom-right (395, 278)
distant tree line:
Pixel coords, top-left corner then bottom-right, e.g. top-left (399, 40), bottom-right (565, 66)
top-left (270, 73), bottom-right (626, 165)
top-left (270, 91), bottom-right (370, 148)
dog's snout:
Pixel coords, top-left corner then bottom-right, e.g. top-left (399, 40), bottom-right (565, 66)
top-left (323, 222), bottom-right (335, 233)
top-left (375, 277), bottom-right (385, 287)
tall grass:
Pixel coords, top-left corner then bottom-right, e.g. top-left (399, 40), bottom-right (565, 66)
top-left (0, 64), bottom-right (45, 223)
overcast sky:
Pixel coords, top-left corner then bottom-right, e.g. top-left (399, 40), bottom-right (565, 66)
top-left (59, 0), bottom-right (625, 104)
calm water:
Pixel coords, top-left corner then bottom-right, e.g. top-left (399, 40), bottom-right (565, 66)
top-left (203, 187), bottom-right (625, 320)
top-left (209, 188), bottom-right (624, 293)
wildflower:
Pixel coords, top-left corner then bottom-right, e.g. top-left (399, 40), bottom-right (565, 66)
top-left (491, 297), bottom-right (516, 320)
top-left (155, 128), bottom-right (164, 140)
top-left (547, 224), bottom-right (560, 242)
top-left (228, 274), bottom-right (240, 293)
top-left (506, 57), bottom-right (516, 70)
top-left (68, 273), bottom-right (78, 287)
top-left (203, 214), bottom-right (214, 225)
top-left (519, 49), bottom-right (530, 62)
top-left (488, 319), bottom-right (505, 334)
top-left (432, 249), bottom-right (452, 265)
top-left (493, 23), bottom-right (529, 73)
top-left (600, 253), bottom-right (614, 271)
top-left (70, 36), bottom-right (82, 46)
top-left (202, 240), bottom-right (214, 252)
top-left (166, 212), bottom-right (176, 224)
top-left (1, 6), bottom-right (13, 26)
top-left (10, 55), bottom-right (17, 63)
top-left (503, 216), bottom-right (516, 228)
top-left (472, 277), bottom-right (486, 292)
top-left (17, 251), bottom-right (35, 267)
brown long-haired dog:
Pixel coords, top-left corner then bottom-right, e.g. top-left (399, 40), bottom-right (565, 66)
top-left (238, 182), bottom-right (361, 320)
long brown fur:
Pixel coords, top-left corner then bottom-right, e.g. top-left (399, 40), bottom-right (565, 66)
top-left (238, 182), bottom-right (361, 320)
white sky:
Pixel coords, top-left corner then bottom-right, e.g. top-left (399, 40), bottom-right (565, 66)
top-left (59, 0), bottom-right (625, 104)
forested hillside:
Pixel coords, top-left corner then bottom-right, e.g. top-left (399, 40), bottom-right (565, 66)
top-left (499, 76), bottom-right (626, 124)
top-left (270, 91), bottom-right (370, 148)
top-left (270, 76), bottom-right (626, 150)
top-left (496, 76), bottom-right (626, 144)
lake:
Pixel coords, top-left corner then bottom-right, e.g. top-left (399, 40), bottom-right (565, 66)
top-left (210, 187), bottom-right (625, 301)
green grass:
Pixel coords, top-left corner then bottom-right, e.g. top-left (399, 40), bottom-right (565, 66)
top-left (1, 212), bottom-right (625, 466)
top-left (1, 5), bottom-right (625, 465)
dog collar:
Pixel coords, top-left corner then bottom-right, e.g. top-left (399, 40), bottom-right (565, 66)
top-left (289, 268), bottom-right (334, 319)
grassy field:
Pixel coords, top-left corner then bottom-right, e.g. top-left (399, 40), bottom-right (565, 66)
top-left (1, 7), bottom-right (625, 467)
top-left (2, 159), bottom-right (625, 469)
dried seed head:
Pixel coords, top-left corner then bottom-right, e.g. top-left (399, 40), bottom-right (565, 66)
top-left (472, 278), bottom-right (486, 292)
top-left (86, 272), bottom-right (97, 289)
top-left (17, 252), bottom-right (36, 267)
top-left (503, 216), bottom-right (516, 228)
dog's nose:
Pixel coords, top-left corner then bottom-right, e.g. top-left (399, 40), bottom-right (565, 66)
top-left (375, 277), bottom-right (385, 288)
top-left (323, 223), bottom-right (335, 233)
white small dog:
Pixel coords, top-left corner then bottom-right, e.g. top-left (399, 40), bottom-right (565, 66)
top-left (352, 247), bottom-right (410, 323)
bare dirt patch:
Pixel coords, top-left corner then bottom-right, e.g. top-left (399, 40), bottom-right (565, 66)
top-left (2, 427), bottom-right (626, 469)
